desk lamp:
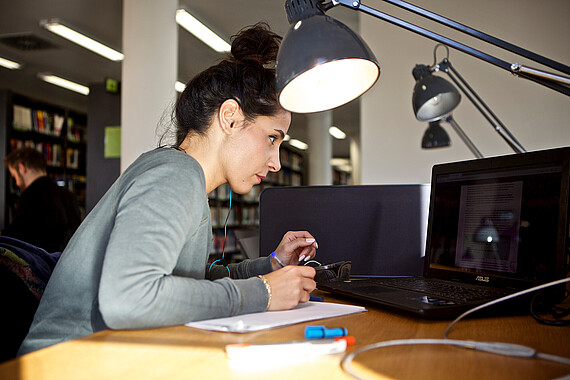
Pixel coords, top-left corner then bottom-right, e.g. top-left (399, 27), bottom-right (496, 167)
top-left (412, 44), bottom-right (526, 158)
top-left (276, 0), bottom-right (380, 113)
top-left (421, 120), bottom-right (450, 149)
top-left (411, 58), bottom-right (481, 155)
top-left (276, 0), bottom-right (570, 115)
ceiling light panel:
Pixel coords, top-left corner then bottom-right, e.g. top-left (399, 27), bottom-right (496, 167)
top-left (40, 19), bottom-right (124, 61)
top-left (176, 9), bottom-right (230, 53)
top-left (38, 73), bottom-right (90, 95)
top-left (0, 56), bottom-right (22, 70)
top-left (175, 81), bottom-right (186, 93)
top-left (329, 126), bottom-right (347, 139)
top-left (288, 139), bottom-right (309, 150)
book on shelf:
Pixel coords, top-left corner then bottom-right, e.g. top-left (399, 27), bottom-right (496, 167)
top-left (54, 114), bottom-right (65, 136)
top-left (240, 205), bottom-right (259, 226)
top-left (241, 185), bottom-right (260, 202)
top-left (67, 116), bottom-right (86, 143)
top-left (12, 104), bottom-right (65, 137)
top-left (9, 139), bottom-right (63, 167)
top-left (66, 148), bottom-right (80, 169)
top-left (210, 230), bottom-right (238, 255)
top-left (280, 148), bottom-right (303, 171)
top-left (217, 184), bottom-right (231, 201)
top-left (12, 105), bottom-right (33, 131)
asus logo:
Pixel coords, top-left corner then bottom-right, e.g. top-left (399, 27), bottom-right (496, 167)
top-left (475, 275), bottom-right (490, 283)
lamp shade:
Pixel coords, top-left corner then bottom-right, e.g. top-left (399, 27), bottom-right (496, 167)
top-left (276, 0), bottom-right (380, 113)
top-left (412, 66), bottom-right (461, 122)
top-left (421, 120), bottom-right (451, 149)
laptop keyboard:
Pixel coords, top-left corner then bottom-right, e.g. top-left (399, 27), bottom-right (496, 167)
top-left (369, 277), bottom-right (509, 303)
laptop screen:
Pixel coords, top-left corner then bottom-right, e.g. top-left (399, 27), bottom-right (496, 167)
top-left (426, 147), bottom-right (570, 288)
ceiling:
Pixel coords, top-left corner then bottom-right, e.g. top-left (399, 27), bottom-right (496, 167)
top-left (0, 0), bottom-right (360, 158)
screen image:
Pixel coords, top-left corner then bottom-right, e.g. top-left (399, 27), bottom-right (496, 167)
top-left (427, 163), bottom-right (564, 283)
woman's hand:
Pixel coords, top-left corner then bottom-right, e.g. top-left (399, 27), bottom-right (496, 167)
top-left (272, 231), bottom-right (318, 270)
top-left (264, 266), bottom-right (316, 310)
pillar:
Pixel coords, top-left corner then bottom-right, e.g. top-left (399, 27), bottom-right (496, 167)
top-left (307, 111), bottom-right (333, 185)
top-left (121, 0), bottom-right (178, 172)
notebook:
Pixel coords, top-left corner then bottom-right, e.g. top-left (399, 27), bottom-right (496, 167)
top-left (259, 184), bottom-right (431, 277)
top-left (316, 147), bottom-right (569, 318)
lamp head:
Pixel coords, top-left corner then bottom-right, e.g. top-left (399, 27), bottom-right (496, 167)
top-left (421, 120), bottom-right (451, 149)
top-left (412, 64), bottom-right (461, 122)
top-left (276, 0), bottom-right (380, 113)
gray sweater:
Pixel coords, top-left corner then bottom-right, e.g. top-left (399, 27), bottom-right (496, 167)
top-left (19, 148), bottom-right (272, 355)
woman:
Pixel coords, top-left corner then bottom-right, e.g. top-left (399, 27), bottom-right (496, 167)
top-left (18, 23), bottom-right (318, 355)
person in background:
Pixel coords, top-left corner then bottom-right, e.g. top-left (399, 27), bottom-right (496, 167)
top-left (3, 147), bottom-right (81, 253)
top-left (18, 22), bottom-right (318, 355)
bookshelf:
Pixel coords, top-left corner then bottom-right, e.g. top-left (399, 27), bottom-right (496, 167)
top-left (0, 89), bottom-right (87, 230)
top-left (333, 167), bottom-right (351, 185)
top-left (208, 143), bottom-right (306, 261)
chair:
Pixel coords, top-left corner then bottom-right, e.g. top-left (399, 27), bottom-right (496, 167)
top-left (0, 236), bottom-right (61, 362)
top-left (0, 265), bottom-right (39, 362)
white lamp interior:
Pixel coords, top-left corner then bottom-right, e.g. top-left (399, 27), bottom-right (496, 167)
top-left (279, 58), bottom-right (379, 113)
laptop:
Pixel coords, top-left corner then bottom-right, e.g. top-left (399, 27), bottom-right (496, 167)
top-left (311, 147), bottom-right (569, 318)
top-left (259, 184), bottom-right (430, 277)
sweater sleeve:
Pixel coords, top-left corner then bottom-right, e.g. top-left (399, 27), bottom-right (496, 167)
top-left (97, 155), bottom-right (269, 329)
top-left (206, 256), bottom-right (273, 280)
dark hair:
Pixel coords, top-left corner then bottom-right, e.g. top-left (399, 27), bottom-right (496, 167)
top-left (170, 22), bottom-right (283, 146)
top-left (4, 147), bottom-right (47, 172)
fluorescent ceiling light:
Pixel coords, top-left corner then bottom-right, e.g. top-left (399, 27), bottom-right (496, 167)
top-left (329, 126), bottom-right (346, 139)
top-left (38, 73), bottom-right (90, 95)
top-left (284, 134), bottom-right (291, 142)
top-left (330, 158), bottom-right (350, 166)
top-left (40, 19), bottom-right (124, 61)
top-left (288, 138), bottom-right (308, 150)
top-left (330, 158), bottom-right (352, 172)
top-left (334, 164), bottom-right (352, 173)
top-left (175, 81), bottom-right (186, 93)
top-left (0, 56), bottom-right (22, 70)
top-left (176, 9), bottom-right (231, 53)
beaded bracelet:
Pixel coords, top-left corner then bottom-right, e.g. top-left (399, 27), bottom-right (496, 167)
top-left (258, 275), bottom-right (272, 311)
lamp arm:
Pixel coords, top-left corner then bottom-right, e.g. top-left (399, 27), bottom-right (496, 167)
top-left (512, 64), bottom-right (570, 86)
top-left (331, 0), bottom-right (570, 97)
top-left (443, 116), bottom-right (484, 159)
top-left (439, 59), bottom-right (526, 154)
top-left (370, 0), bottom-right (570, 76)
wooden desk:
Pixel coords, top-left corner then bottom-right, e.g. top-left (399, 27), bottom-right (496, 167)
top-left (1, 292), bottom-right (569, 380)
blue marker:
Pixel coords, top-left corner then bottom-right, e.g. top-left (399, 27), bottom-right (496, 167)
top-left (270, 252), bottom-right (286, 267)
top-left (305, 325), bottom-right (348, 339)
top-left (309, 295), bottom-right (324, 302)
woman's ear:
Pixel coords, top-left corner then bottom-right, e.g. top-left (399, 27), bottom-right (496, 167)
top-left (218, 98), bottom-right (241, 136)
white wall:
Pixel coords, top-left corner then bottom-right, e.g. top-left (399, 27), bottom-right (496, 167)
top-left (359, 0), bottom-right (570, 184)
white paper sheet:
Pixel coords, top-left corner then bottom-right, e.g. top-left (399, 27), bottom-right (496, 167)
top-left (185, 301), bottom-right (366, 333)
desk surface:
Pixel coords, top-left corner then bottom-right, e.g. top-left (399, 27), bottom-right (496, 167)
top-left (1, 291), bottom-right (569, 380)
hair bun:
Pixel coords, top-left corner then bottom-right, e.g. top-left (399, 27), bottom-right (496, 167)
top-left (230, 22), bottom-right (282, 67)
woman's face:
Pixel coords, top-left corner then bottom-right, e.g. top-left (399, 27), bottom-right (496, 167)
top-left (226, 110), bottom-right (291, 194)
